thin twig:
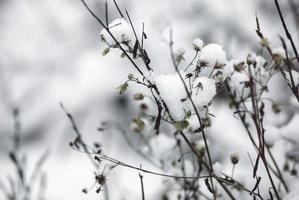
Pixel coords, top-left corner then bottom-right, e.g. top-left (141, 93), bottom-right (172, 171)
top-left (139, 173), bottom-right (145, 200)
top-left (274, 0), bottom-right (299, 66)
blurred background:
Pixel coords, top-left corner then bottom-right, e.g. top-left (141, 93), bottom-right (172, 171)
top-left (0, 0), bottom-right (299, 199)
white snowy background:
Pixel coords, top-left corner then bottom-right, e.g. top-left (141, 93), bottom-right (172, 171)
top-left (0, 0), bottom-right (298, 199)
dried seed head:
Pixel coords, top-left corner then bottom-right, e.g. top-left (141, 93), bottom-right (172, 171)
top-left (230, 151), bottom-right (239, 165)
top-left (233, 62), bottom-right (245, 72)
top-left (290, 168), bottom-right (297, 176)
top-left (283, 162), bottom-right (289, 171)
top-left (133, 93), bottom-right (144, 101)
top-left (192, 38), bottom-right (204, 51)
top-left (95, 174), bottom-right (106, 185)
top-left (259, 37), bottom-right (269, 47)
top-left (272, 103), bottom-right (281, 113)
top-left (202, 117), bottom-right (211, 128)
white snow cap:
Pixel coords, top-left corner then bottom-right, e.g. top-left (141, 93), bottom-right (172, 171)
top-left (199, 43), bottom-right (227, 68)
top-left (192, 37), bottom-right (204, 51)
top-left (100, 18), bottom-right (134, 46)
top-left (174, 48), bottom-right (186, 63)
top-left (154, 72), bottom-right (188, 121)
top-left (272, 46), bottom-right (286, 58)
top-left (191, 76), bottom-right (217, 108)
top-left (174, 48), bottom-right (186, 57)
top-left (155, 73), bottom-right (217, 121)
top-left (252, 55), bottom-right (269, 86)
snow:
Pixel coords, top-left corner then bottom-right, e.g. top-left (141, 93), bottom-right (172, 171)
top-left (227, 69), bottom-right (249, 100)
top-left (263, 100), bottom-right (295, 128)
top-left (283, 176), bottom-right (299, 200)
top-left (213, 161), bottom-right (223, 177)
top-left (100, 18), bottom-right (134, 46)
top-left (174, 48), bottom-right (186, 57)
top-left (198, 43), bottom-right (227, 68)
top-left (154, 72), bottom-right (188, 121)
top-left (149, 134), bottom-right (176, 159)
top-left (154, 73), bottom-right (216, 121)
top-left (192, 37), bottom-right (204, 51)
top-left (188, 114), bottom-right (201, 130)
top-left (2, 0), bottom-right (299, 199)
top-left (174, 48), bottom-right (186, 64)
top-left (191, 76), bottom-right (217, 108)
top-left (272, 46), bottom-right (286, 59)
top-left (263, 125), bottom-right (281, 146)
top-left (229, 150), bottom-right (240, 164)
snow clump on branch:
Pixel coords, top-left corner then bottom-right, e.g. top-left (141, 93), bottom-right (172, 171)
top-left (198, 43), bottom-right (227, 68)
top-left (100, 18), bottom-right (134, 46)
top-left (154, 72), bottom-right (217, 121)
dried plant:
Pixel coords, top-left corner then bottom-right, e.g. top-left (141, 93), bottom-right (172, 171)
top-left (60, 0), bottom-right (299, 199)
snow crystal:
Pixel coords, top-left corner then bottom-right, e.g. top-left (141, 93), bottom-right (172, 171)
top-left (192, 37), bottom-right (204, 51)
top-left (100, 18), bottom-right (134, 46)
top-left (198, 43), bottom-right (227, 68)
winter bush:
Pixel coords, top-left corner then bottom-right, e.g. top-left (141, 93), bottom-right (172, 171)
top-left (63, 0), bottom-right (299, 199)
top-left (1, 0), bottom-right (299, 200)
